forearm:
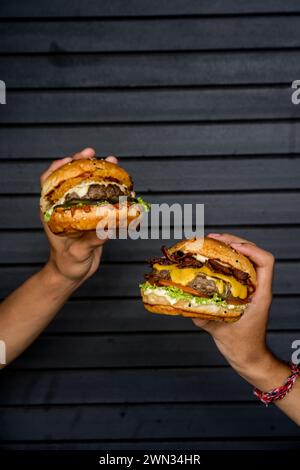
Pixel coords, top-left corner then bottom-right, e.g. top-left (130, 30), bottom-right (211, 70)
top-left (0, 261), bottom-right (81, 366)
top-left (233, 351), bottom-right (300, 426)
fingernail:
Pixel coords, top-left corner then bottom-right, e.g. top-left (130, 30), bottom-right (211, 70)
top-left (208, 233), bottom-right (221, 237)
top-left (81, 147), bottom-right (95, 157)
top-left (231, 242), bottom-right (242, 247)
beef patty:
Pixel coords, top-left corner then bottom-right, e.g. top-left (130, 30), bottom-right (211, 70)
top-left (146, 268), bottom-right (233, 300)
top-left (65, 183), bottom-right (130, 203)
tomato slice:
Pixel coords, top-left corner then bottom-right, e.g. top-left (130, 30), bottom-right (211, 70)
top-left (149, 278), bottom-right (249, 304)
top-left (156, 279), bottom-right (210, 298)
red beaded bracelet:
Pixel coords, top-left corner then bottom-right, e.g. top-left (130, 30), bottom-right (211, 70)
top-left (253, 362), bottom-right (300, 406)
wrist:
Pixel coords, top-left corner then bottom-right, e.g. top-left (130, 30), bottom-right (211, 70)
top-left (41, 259), bottom-right (83, 292)
top-left (233, 349), bottom-right (290, 391)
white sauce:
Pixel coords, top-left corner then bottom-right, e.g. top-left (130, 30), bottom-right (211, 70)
top-left (144, 287), bottom-right (178, 305)
top-left (144, 286), bottom-right (245, 311)
top-left (194, 254), bottom-right (209, 262)
top-left (144, 286), bottom-right (207, 307)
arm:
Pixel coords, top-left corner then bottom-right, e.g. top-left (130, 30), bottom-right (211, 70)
top-left (193, 233), bottom-right (300, 426)
top-left (0, 262), bottom-right (82, 367)
top-left (0, 147), bottom-right (117, 367)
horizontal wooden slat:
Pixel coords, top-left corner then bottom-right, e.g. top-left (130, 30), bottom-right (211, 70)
top-left (1, 440), bottom-right (300, 450)
top-left (1, 123), bottom-right (300, 158)
top-left (0, 226), bottom-right (299, 264)
top-left (0, 88), bottom-right (291, 128)
top-left (0, 403), bottom-right (298, 440)
top-left (1, 87), bottom-right (298, 124)
top-left (1, 0), bottom-right (300, 18)
top-left (0, 368), bottom-right (251, 405)
top-left (1, 158), bottom-right (299, 193)
top-left (1, 51), bottom-right (300, 89)
top-left (0, 193), bottom-right (298, 229)
top-left (45, 296), bottom-right (300, 333)
top-left (2, 17), bottom-right (300, 53)
top-left (0, 262), bottom-right (297, 299)
top-left (9, 332), bottom-right (296, 369)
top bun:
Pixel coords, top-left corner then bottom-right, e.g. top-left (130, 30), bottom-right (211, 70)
top-left (41, 158), bottom-right (133, 199)
top-left (169, 236), bottom-right (257, 287)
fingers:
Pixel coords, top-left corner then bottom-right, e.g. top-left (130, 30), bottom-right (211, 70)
top-left (105, 155), bottom-right (118, 164)
top-left (231, 242), bottom-right (274, 289)
top-left (72, 147), bottom-right (96, 160)
top-left (70, 231), bottom-right (109, 261)
top-left (208, 233), bottom-right (274, 303)
top-left (208, 233), bottom-right (256, 246)
top-left (192, 318), bottom-right (214, 332)
top-left (230, 242), bottom-right (273, 269)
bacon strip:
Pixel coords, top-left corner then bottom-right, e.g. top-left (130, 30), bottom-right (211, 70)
top-left (149, 246), bottom-right (252, 286)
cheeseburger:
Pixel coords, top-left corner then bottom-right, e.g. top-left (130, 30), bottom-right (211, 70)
top-left (140, 237), bottom-right (256, 322)
top-left (40, 158), bottom-right (150, 235)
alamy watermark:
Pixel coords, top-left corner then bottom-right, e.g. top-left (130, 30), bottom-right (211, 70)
top-left (95, 199), bottom-right (204, 240)
top-left (291, 80), bottom-right (300, 105)
top-left (0, 340), bottom-right (6, 365)
top-left (291, 339), bottom-right (300, 365)
top-left (0, 80), bottom-right (6, 104)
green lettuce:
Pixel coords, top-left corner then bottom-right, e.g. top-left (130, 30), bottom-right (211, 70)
top-left (134, 196), bottom-right (151, 212)
top-left (43, 200), bottom-right (110, 222)
top-left (140, 281), bottom-right (227, 306)
top-left (44, 208), bottom-right (53, 222)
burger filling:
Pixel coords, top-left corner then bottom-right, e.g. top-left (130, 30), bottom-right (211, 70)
top-left (44, 180), bottom-right (150, 222)
top-left (140, 245), bottom-right (254, 309)
top-left (63, 181), bottom-right (131, 203)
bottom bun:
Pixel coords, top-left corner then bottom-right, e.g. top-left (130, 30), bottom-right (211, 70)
top-left (141, 289), bottom-right (247, 323)
top-left (48, 202), bottom-right (142, 235)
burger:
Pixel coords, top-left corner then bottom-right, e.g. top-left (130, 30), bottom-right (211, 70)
top-left (140, 237), bottom-right (256, 322)
top-left (40, 158), bottom-right (150, 235)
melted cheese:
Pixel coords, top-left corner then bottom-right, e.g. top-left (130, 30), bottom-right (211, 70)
top-left (153, 263), bottom-right (247, 299)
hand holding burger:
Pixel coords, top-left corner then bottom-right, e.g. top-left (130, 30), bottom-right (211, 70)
top-left (40, 148), bottom-right (124, 283)
top-left (41, 150), bottom-right (149, 235)
top-left (1, 148), bottom-right (126, 367)
top-left (140, 236), bottom-right (256, 322)
top-left (141, 233), bottom-right (300, 424)
top-left (194, 234), bottom-right (300, 425)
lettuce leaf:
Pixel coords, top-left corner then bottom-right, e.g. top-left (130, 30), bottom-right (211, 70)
top-left (140, 281), bottom-right (227, 306)
top-left (44, 208), bottom-right (53, 222)
top-left (133, 196), bottom-right (151, 212)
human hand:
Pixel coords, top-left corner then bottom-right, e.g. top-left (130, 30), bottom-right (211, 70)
top-left (193, 233), bottom-right (275, 377)
top-left (40, 148), bottom-right (118, 284)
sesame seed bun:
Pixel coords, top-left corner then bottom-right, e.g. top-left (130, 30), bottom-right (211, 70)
top-left (169, 236), bottom-right (257, 287)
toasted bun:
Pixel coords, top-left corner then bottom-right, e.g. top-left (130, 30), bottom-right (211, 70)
top-left (42, 158), bottom-right (133, 196)
top-left (169, 236), bottom-right (256, 287)
top-left (48, 202), bottom-right (141, 235)
top-left (41, 159), bottom-right (133, 212)
top-left (142, 289), bottom-right (246, 323)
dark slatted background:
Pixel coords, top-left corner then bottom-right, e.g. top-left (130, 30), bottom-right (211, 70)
top-left (0, 0), bottom-right (300, 450)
